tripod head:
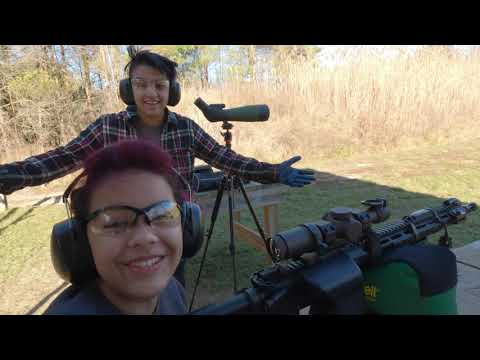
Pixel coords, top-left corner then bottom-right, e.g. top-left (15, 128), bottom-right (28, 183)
top-left (194, 98), bottom-right (258, 149)
top-left (220, 121), bottom-right (234, 149)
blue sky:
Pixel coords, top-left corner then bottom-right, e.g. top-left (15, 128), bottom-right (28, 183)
top-left (207, 45), bottom-right (480, 83)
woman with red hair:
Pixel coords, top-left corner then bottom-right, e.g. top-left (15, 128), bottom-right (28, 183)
top-left (45, 140), bottom-right (189, 315)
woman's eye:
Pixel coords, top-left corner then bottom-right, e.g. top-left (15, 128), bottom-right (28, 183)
top-left (151, 215), bottom-right (177, 226)
top-left (151, 217), bottom-right (168, 224)
top-left (104, 222), bottom-right (129, 231)
top-left (155, 84), bottom-right (168, 91)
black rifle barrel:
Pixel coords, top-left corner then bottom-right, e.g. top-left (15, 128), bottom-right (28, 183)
top-left (190, 199), bottom-right (476, 315)
top-left (190, 293), bottom-right (251, 315)
top-left (190, 288), bottom-right (263, 315)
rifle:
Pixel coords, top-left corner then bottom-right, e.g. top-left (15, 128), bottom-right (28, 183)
top-left (191, 198), bottom-right (477, 315)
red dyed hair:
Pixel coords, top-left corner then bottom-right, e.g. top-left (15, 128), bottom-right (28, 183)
top-left (69, 140), bottom-right (182, 219)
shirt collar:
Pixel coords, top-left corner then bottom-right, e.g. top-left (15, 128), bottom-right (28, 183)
top-left (126, 105), bottom-right (178, 127)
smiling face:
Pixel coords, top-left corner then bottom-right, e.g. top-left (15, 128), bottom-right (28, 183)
top-left (86, 169), bottom-right (183, 312)
top-left (130, 64), bottom-right (170, 126)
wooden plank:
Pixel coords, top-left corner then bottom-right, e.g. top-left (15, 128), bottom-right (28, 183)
top-left (197, 191), bottom-right (284, 207)
top-left (233, 222), bottom-right (268, 252)
top-left (233, 210), bottom-right (241, 222)
top-left (194, 182), bottom-right (288, 211)
top-left (195, 182), bottom-right (286, 254)
top-left (200, 199), bottom-right (281, 219)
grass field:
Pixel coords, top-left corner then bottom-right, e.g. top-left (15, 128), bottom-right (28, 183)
top-left (1, 136), bottom-right (479, 314)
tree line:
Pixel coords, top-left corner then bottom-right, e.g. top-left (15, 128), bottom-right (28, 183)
top-left (0, 45), bottom-right (319, 157)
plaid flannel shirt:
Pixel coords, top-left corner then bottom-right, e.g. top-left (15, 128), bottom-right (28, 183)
top-left (0, 108), bottom-right (280, 196)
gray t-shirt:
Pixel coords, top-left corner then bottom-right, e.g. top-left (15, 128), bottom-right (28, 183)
top-left (135, 120), bottom-right (164, 144)
top-left (43, 278), bottom-right (187, 315)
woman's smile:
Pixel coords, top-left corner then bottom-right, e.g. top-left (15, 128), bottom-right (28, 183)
top-left (124, 255), bottom-right (167, 274)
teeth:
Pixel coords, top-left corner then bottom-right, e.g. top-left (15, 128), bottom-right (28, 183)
top-left (131, 256), bottom-right (163, 268)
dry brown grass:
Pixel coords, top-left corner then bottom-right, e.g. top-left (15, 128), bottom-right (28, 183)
top-left (3, 46), bottom-right (480, 168)
top-left (174, 47), bottom-right (480, 167)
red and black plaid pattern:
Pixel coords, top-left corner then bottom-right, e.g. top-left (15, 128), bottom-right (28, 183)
top-left (1, 109), bottom-right (279, 195)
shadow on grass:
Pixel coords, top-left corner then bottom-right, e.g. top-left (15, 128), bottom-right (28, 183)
top-left (25, 281), bottom-right (69, 315)
top-left (0, 207), bottom-right (19, 223)
top-left (184, 168), bottom-right (480, 310)
top-left (3, 168), bottom-right (478, 313)
top-left (0, 196), bottom-right (63, 238)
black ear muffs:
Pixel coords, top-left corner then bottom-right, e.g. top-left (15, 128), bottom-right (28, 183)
top-left (50, 220), bottom-right (76, 283)
top-left (168, 81), bottom-right (181, 107)
top-left (180, 202), bottom-right (204, 259)
top-left (50, 218), bottom-right (97, 286)
top-left (51, 201), bottom-right (204, 285)
top-left (119, 78), bottom-right (135, 106)
top-left (119, 78), bottom-right (181, 107)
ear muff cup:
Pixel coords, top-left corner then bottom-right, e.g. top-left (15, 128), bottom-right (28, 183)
top-left (50, 220), bottom-right (76, 283)
top-left (119, 78), bottom-right (181, 107)
top-left (181, 201), bottom-right (204, 259)
top-left (119, 78), bottom-right (135, 106)
top-left (51, 201), bottom-right (204, 284)
top-left (50, 219), bottom-right (97, 286)
top-left (167, 81), bottom-right (181, 107)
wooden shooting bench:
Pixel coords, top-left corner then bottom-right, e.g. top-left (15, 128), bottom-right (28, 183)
top-left (193, 182), bottom-right (289, 252)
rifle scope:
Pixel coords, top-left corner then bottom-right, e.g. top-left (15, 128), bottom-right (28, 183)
top-left (270, 198), bottom-right (476, 261)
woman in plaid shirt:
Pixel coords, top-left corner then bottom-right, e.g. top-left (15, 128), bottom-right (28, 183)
top-left (0, 46), bottom-right (315, 285)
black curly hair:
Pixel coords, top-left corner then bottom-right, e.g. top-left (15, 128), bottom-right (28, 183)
top-left (124, 45), bottom-right (178, 82)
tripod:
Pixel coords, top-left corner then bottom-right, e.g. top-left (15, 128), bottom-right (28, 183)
top-left (189, 120), bottom-right (274, 311)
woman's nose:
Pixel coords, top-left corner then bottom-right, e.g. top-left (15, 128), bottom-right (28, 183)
top-left (126, 217), bottom-right (160, 248)
top-left (144, 84), bottom-right (158, 96)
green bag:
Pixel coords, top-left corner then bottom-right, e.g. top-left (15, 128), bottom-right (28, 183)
top-left (362, 243), bottom-right (458, 315)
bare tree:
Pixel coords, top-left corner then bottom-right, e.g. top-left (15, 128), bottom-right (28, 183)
top-left (98, 45), bottom-right (121, 109)
top-left (247, 45), bottom-right (256, 81)
top-left (79, 46), bottom-right (92, 105)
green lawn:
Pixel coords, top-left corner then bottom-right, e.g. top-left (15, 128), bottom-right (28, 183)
top-left (184, 174), bottom-right (480, 309)
top-left (1, 139), bottom-right (479, 313)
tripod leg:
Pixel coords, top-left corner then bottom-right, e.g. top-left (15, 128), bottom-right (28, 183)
top-left (189, 178), bottom-right (226, 312)
top-left (226, 177), bottom-right (238, 293)
top-left (237, 179), bottom-right (274, 260)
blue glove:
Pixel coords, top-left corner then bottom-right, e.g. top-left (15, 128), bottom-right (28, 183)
top-left (278, 156), bottom-right (315, 187)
